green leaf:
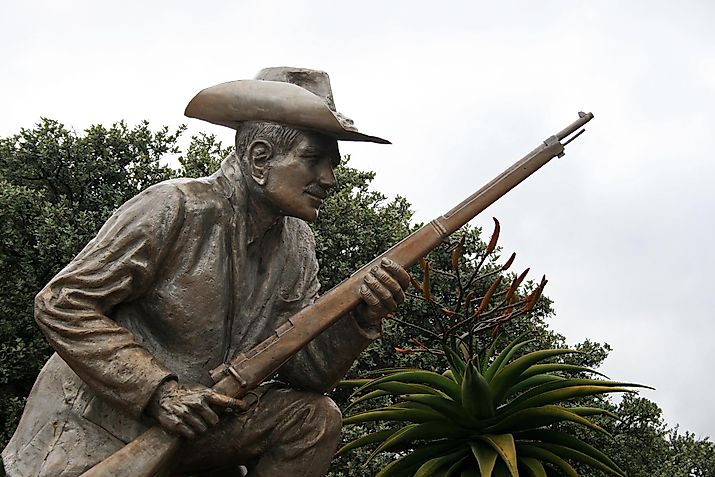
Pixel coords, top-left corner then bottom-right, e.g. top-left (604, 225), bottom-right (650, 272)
top-left (484, 334), bottom-right (534, 382)
top-left (446, 347), bottom-right (467, 386)
top-left (343, 407), bottom-right (441, 425)
top-left (353, 370), bottom-right (461, 402)
top-left (344, 389), bottom-right (391, 412)
top-left (404, 393), bottom-right (474, 425)
top-left (519, 457), bottom-right (548, 477)
top-left (517, 443), bottom-right (579, 477)
top-left (500, 378), bottom-right (639, 414)
top-left (499, 384), bottom-right (635, 418)
top-left (537, 443), bottom-right (626, 477)
top-left (477, 434), bottom-right (519, 477)
top-left (375, 441), bottom-right (461, 477)
top-left (462, 361), bottom-right (495, 419)
top-left (503, 374), bottom-right (565, 398)
top-left (367, 421), bottom-right (470, 462)
top-left (490, 349), bottom-right (580, 403)
top-left (441, 456), bottom-right (469, 477)
top-left (515, 429), bottom-right (624, 474)
top-left (484, 405), bottom-right (611, 437)
top-left (470, 440), bottom-right (498, 476)
top-left (377, 381), bottom-right (451, 397)
top-left (414, 448), bottom-right (470, 477)
top-left (519, 363), bottom-right (608, 380)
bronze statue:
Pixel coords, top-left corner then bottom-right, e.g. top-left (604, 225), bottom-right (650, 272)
top-left (2, 67), bottom-right (411, 477)
top-left (2, 64), bottom-right (594, 477)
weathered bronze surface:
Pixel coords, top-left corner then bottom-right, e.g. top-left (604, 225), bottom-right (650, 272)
top-left (1, 65), bottom-right (593, 477)
top-left (2, 67), bottom-right (410, 477)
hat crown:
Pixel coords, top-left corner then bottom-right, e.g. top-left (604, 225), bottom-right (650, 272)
top-left (255, 67), bottom-right (336, 111)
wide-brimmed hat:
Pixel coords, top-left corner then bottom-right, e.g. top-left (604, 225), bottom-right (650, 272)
top-left (184, 67), bottom-right (389, 144)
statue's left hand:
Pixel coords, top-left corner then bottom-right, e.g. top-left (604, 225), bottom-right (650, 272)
top-left (355, 258), bottom-right (410, 327)
top-left (146, 380), bottom-right (252, 439)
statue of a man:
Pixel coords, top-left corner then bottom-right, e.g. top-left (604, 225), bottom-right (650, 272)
top-left (2, 67), bottom-right (409, 477)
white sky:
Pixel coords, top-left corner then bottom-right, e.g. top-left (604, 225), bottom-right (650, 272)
top-left (2, 0), bottom-right (714, 438)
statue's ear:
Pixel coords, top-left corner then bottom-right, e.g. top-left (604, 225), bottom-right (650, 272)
top-left (246, 139), bottom-right (274, 185)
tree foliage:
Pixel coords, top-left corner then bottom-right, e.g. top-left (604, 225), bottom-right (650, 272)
top-left (0, 119), bottom-right (712, 475)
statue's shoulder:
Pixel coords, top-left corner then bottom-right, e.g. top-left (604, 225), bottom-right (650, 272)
top-left (134, 176), bottom-right (228, 213)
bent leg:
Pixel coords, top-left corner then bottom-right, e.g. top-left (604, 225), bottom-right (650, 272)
top-left (175, 384), bottom-right (342, 477)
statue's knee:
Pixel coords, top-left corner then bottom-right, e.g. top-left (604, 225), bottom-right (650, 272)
top-left (300, 394), bottom-right (342, 442)
top-left (316, 395), bottom-right (342, 436)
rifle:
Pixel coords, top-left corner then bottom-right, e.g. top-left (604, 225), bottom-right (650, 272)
top-left (79, 111), bottom-right (594, 477)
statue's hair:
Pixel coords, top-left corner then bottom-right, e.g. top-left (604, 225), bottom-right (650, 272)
top-left (234, 121), bottom-right (303, 157)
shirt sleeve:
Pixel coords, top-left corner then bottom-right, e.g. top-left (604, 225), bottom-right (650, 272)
top-left (277, 226), bottom-right (380, 393)
top-left (34, 183), bottom-right (186, 418)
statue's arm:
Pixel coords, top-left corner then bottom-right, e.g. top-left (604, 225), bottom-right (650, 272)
top-left (276, 228), bottom-right (385, 393)
top-left (34, 183), bottom-right (186, 418)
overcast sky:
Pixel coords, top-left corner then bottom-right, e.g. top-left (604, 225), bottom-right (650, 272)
top-left (2, 0), bottom-right (714, 438)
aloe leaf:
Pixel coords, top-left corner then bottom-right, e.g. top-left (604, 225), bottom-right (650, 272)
top-left (519, 363), bottom-right (609, 380)
top-left (519, 457), bottom-right (548, 477)
top-left (484, 405), bottom-right (611, 438)
top-left (517, 443), bottom-right (579, 477)
top-left (501, 377), bottom-right (644, 412)
top-left (404, 394), bottom-right (474, 426)
top-left (343, 407), bottom-right (441, 425)
top-left (345, 389), bottom-right (391, 412)
top-left (476, 434), bottom-right (518, 477)
top-left (352, 370), bottom-right (461, 402)
top-left (499, 383), bottom-right (636, 418)
top-left (338, 378), bottom-right (371, 388)
top-left (367, 421), bottom-right (470, 462)
top-left (441, 456), bottom-right (469, 477)
top-left (484, 334), bottom-right (535, 382)
top-left (376, 381), bottom-right (450, 397)
top-left (446, 347), bottom-right (467, 386)
top-left (462, 361), bottom-right (495, 419)
top-left (492, 460), bottom-right (512, 477)
top-left (515, 429), bottom-right (624, 473)
top-left (490, 349), bottom-right (580, 403)
top-left (414, 448), bottom-right (470, 477)
top-left (513, 385), bottom-right (633, 412)
top-left (470, 440), bottom-right (498, 476)
top-left (375, 441), bottom-right (461, 477)
top-left (537, 443), bottom-right (627, 477)
top-left (503, 374), bottom-right (565, 398)
top-left (336, 428), bottom-right (398, 456)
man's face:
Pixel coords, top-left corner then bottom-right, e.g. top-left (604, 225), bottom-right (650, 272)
top-left (262, 131), bottom-right (339, 222)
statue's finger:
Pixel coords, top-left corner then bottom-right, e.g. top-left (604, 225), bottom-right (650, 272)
top-left (191, 399), bottom-right (220, 426)
top-left (161, 413), bottom-right (196, 439)
top-left (359, 284), bottom-right (381, 307)
top-left (176, 405), bottom-right (208, 433)
top-left (373, 266), bottom-right (406, 305)
top-left (365, 271), bottom-right (397, 311)
top-left (381, 258), bottom-right (410, 290)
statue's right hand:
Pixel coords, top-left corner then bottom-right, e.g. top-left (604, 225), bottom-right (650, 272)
top-left (146, 380), bottom-right (250, 439)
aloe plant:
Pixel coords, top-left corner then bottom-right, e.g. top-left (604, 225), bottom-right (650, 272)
top-left (341, 334), bottom-right (649, 476)
top-left (339, 221), bottom-right (648, 476)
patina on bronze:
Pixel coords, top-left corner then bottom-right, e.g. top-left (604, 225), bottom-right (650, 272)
top-left (2, 68), bottom-right (411, 477)
top-left (79, 112), bottom-right (594, 477)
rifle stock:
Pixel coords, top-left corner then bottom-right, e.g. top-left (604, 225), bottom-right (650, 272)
top-left (79, 112), bottom-right (593, 477)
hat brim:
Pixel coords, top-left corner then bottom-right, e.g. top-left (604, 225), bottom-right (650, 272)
top-left (184, 80), bottom-right (390, 144)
